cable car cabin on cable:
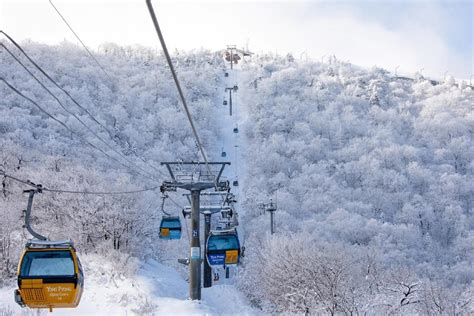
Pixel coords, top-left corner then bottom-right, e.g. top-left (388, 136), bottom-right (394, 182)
top-left (15, 240), bottom-right (84, 311)
top-left (206, 228), bottom-right (241, 267)
top-left (225, 51), bottom-right (241, 64)
top-left (159, 216), bottom-right (182, 240)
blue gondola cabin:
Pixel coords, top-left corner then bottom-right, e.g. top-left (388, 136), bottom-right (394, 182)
top-left (159, 216), bottom-right (182, 240)
top-left (206, 229), bottom-right (241, 267)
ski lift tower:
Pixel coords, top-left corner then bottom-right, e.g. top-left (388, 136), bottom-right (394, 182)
top-left (227, 45), bottom-right (237, 69)
top-left (182, 197), bottom-right (235, 288)
top-left (260, 199), bottom-right (277, 234)
top-left (225, 85), bottom-right (238, 116)
top-left (160, 161), bottom-right (230, 300)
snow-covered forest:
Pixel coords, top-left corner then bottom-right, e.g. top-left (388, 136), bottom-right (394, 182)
top-left (237, 55), bottom-right (473, 314)
top-left (0, 41), bottom-right (472, 315)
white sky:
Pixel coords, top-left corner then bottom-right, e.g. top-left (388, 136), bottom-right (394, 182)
top-left (1, 0), bottom-right (472, 79)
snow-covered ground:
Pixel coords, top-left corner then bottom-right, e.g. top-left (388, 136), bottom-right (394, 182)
top-left (0, 256), bottom-right (256, 315)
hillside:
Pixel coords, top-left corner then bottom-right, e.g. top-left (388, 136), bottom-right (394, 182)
top-left (0, 42), bottom-right (473, 315)
top-left (237, 55), bottom-right (473, 314)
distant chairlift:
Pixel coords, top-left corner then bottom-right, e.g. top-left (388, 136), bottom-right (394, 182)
top-left (206, 228), bottom-right (241, 267)
top-left (225, 52), bottom-right (241, 64)
top-left (223, 99), bottom-right (228, 106)
top-left (233, 127), bottom-right (238, 133)
top-left (221, 148), bottom-right (227, 158)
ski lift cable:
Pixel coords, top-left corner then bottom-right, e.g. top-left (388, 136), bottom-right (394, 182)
top-left (0, 31), bottom-right (165, 177)
top-left (48, 0), bottom-right (113, 82)
top-left (0, 44), bottom-right (163, 182)
top-left (45, 186), bottom-right (158, 195)
top-left (0, 170), bottom-right (159, 195)
top-left (168, 196), bottom-right (184, 209)
top-left (145, 0), bottom-right (217, 189)
top-left (0, 78), bottom-right (160, 184)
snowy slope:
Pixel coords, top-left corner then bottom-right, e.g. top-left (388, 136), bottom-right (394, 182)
top-left (0, 256), bottom-right (256, 315)
top-left (0, 43), bottom-right (255, 315)
top-left (2, 41), bottom-right (472, 315)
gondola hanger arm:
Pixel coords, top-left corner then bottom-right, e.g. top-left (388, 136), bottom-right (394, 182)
top-left (23, 186), bottom-right (48, 241)
top-left (161, 193), bottom-right (171, 216)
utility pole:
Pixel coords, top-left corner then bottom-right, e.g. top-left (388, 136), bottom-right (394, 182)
top-left (225, 85), bottom-right (238, 116)
top-left (161, 162), bottom-right (230, 300)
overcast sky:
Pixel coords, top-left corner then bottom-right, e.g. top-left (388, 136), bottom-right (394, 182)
top-left (1, 0), bottom-right (472, 79)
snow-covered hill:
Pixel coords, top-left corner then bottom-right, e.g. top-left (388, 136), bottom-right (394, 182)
top-left (236, 55), bottom-right (473, 314)
top-left (1, 42), bottom-right (473, 315)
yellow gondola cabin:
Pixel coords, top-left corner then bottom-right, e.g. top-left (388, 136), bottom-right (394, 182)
top-left (14, 240), bottom-right (84, 312)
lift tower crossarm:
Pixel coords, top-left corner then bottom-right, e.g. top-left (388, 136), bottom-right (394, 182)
top-left (182, 205), bottom-right (232, 215)
top-left (160, 162), bottom-right (230, 192)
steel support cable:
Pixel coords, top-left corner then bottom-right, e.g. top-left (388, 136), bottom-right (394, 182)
top-left (145, 0), bottom-right (217, 189)
top-left (44, 187), bottom-right (158, 195)
top-left (0, 31), bottom-right (165, 177)
top-left (48, 0), bottom-right (113, 82)
top-left (0, 170), bottom-right (158, 195)
top-left (0, 78), bottom-right (160, 184)
top-left (168, 195), bottom-right (184, 209)
top-left (0, 44), bottom-right (162, 183)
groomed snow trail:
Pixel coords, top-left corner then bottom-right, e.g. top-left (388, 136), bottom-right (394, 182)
top-left (0, 258), bottom-right (255, 315)
top-left (209, 61), bottom-right (249, 282)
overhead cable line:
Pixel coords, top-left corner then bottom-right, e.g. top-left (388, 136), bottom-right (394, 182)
top-left (1, 170), bottom-right (158, 195)
top-left (48, 0), bottom-right (113, 82)
top-left (168, 195), bottom-right (185, 209)
top-left (0, 78), bottom-right (159, 184)
top-left (145, 0), bottom-right (216, 188)
top-left (1, 43), bottom-right (162, 182)
top-left (0, 30), bottom-right (165, 177)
